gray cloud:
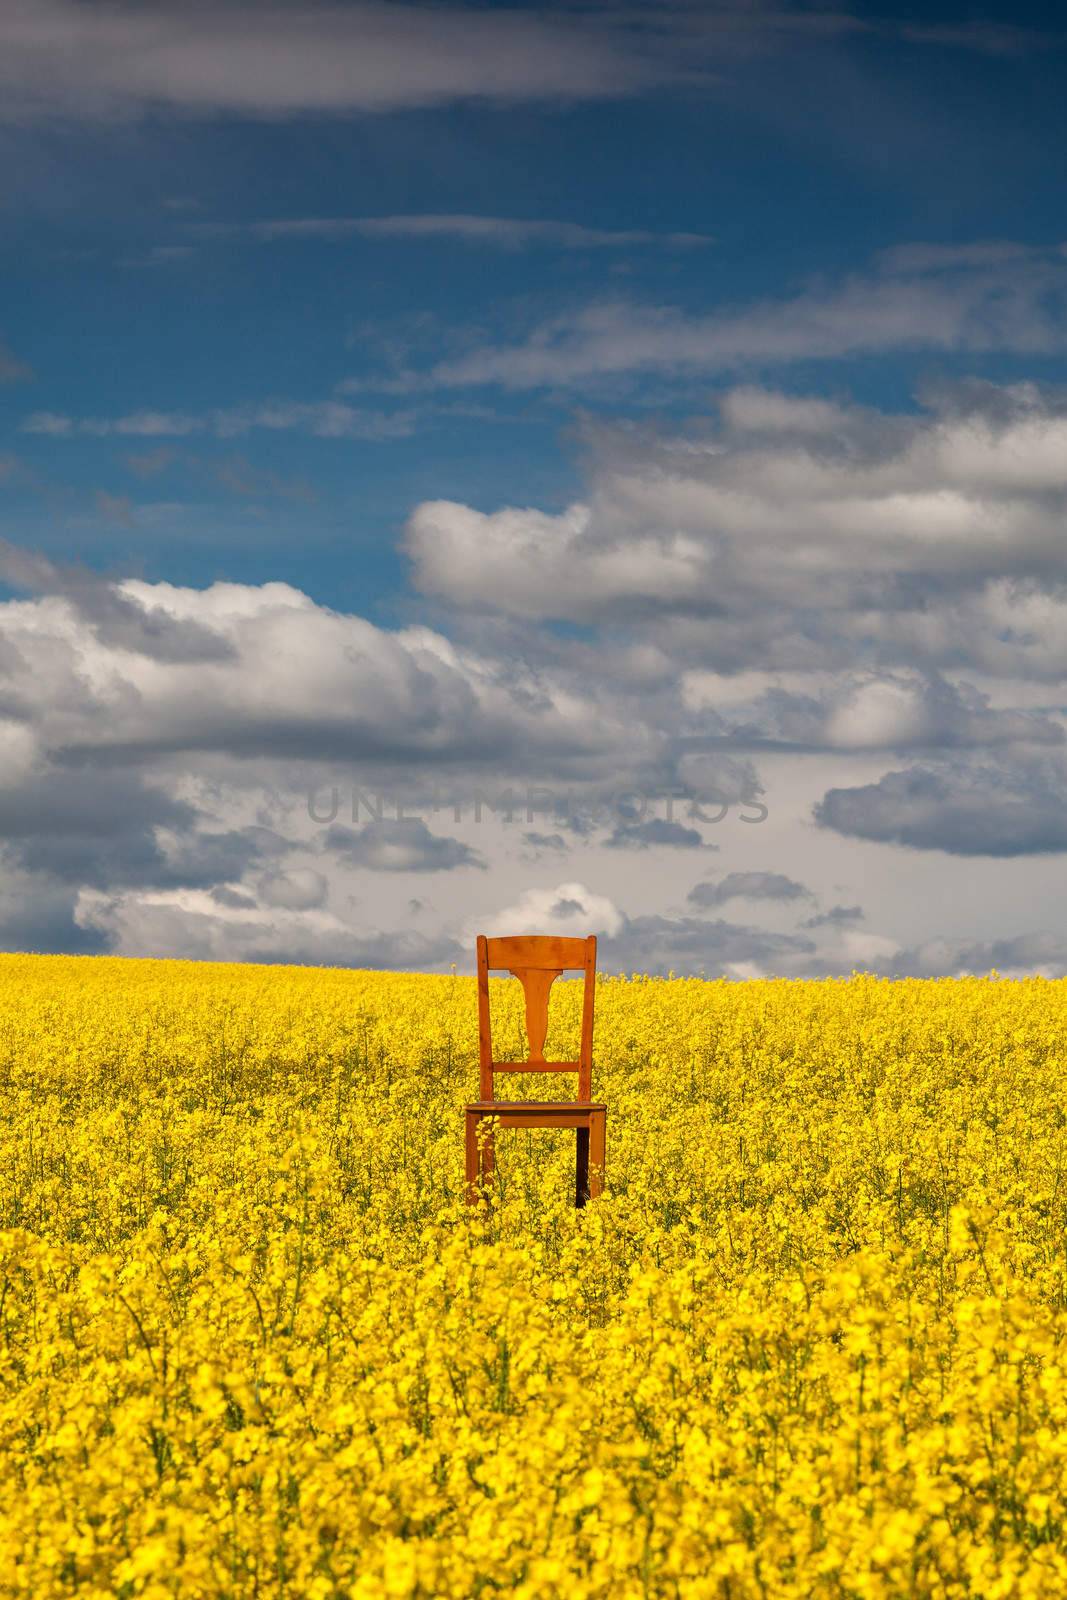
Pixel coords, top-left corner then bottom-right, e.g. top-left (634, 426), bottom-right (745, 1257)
top-left (889, 929), bottom-right (1067, 978)
top-left (211, 886), bottom-right (258, 910)
top-left (604, 817), bottom-right (706, 849)
top-left (814, 759), bottom-right (1067, 856)
top-left (404, 381), bottom-right (1067, 714)
top-left (325, 819), bottom-right (484, 872)
top-left (521, 831), bottom-right (568, 856)
top-left (604, 913), bottom-right (817, 977)
top-left (750, 673), bottom-right (1059, 753)
top-left (0, 769), bottom-right (191, 845)
top-left (801, 904), bottom-right (865, 929)
top-left (688, 871), bottom-right (811, 909)
top-left (605, 917), bottom-right (1067, 981)
top-left (79, 890), bottom-right (466, 970)
top-left (0, 878), bottom-right (109, 955)
top-left (257, 867), bottom-right (328, 910)
top-left (203, 214), bottom-right (711, 250)
top-left (0, 765), bottom-right (288, 888)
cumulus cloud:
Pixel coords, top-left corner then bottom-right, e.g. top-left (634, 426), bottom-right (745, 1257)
top-left (475, 882), bottom-right (625, 940)
top-left (818, 673), bottom-right (1062, 752)
top-left (678, 670), bottom-right (1064, 754)
top-left (409, 378), bottom-right (1067, 623)
top-left (9, 362), bottom-right (1067, 963)
top-left (0, 569), bottom-right (648, 779)
top-left (405, 381), bottom-right (1067, 733)
top-left (0, 564), bottom-right (677, 954)
top-left (407, 499), bottom-right (709, 624)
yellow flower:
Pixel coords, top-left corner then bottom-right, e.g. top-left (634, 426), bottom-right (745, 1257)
top-left (1, 954), bottom-right (1066, 1597)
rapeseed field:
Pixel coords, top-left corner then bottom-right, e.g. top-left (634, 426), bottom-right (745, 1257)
top-left (1, 952), bottom-right (1065, 1598)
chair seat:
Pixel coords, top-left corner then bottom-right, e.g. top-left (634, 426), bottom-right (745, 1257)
top-left (467, 1101), bottom-right (606, 1113)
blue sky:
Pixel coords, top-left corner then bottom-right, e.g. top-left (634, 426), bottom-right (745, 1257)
top-left (3, 0), bottom-right (1067, 973)
top-left (5, 0), bottom-right (1067, 607)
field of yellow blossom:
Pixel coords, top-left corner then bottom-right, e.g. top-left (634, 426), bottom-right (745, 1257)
top-left (1, 952), bottom-right (1066, 1598)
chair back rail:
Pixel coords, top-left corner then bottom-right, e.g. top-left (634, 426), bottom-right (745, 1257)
top-left (476, 932), bottom-right (597, 1102)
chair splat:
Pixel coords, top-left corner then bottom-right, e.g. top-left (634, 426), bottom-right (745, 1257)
top-left (507, 964), bottom-right (562, 1064)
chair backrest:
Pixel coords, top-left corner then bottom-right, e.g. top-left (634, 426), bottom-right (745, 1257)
top-left (476, 933), bottom-right (597, 1101)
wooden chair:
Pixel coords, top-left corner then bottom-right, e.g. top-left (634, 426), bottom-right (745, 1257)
top-left (465, 933), bottom-right (606, 1207)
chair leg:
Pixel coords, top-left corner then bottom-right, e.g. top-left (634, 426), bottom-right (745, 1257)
top-left (465, 1111), bottom-right (481, 1205)
top-left (588, 1110), bottom-right (606, 1199)
top-left (575, 1125), bottom-right (590, 1208)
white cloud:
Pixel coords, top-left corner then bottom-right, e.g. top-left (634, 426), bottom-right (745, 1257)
top-left (386, 246), bottom-right (1067, 392)
top-left (474, 881), bottom-right (624, 940)
top-left (823, 679), bottom-right (934, 750)
top-left (407, 499), bottom-right (707, 621)
top-left (0, 574), bottom-right (647, 781)
top-left (404, 384), bottom-right (1067, 696)
top-left (9, 373), bottom-right (1067, 965)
